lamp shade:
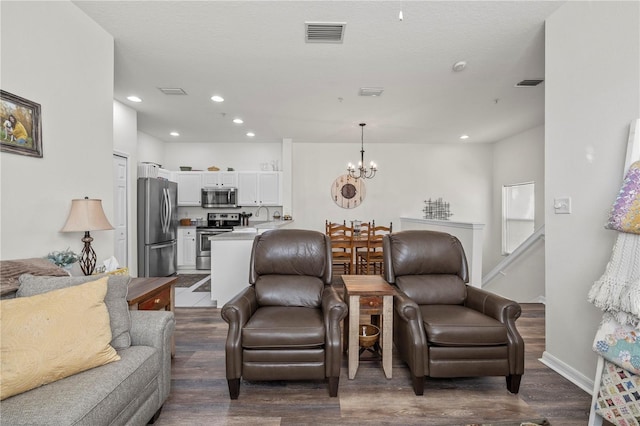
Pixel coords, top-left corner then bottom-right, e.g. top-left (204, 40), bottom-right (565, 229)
top-left (61, 198), bottom-right (114, 232)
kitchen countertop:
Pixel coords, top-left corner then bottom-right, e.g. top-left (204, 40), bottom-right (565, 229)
top-left (209, 220), bottom-right (294, 240)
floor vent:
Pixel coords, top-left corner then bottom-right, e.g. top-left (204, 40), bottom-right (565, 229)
top-left (305, 22), bottom-right (346, 43)
top-left (359, 87), bottom-right (384, 97)
top-left (158, 87), bottom-right (188, 95)
top-left (515, 79), bottom-right (544, 87)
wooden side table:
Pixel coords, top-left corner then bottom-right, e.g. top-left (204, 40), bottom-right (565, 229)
top-left (342, 275), bottom-right (395, 379)
top-left (127, 276), bottom-right (177, 356)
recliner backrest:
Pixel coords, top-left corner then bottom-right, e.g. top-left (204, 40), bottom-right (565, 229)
top-left (249, 229), bottom-right (332, 308)
top-left (383, 230), bottom-right (469, 305)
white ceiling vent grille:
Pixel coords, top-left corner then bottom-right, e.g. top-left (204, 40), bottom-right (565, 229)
top-left (515, 79), bottom-right (544, 87)
top-left (359, 87), bottom-right (384, 97)
top-left (305, 22), bottom-right (346, 43)
top-left (158, 87), bottom-right (188, 95)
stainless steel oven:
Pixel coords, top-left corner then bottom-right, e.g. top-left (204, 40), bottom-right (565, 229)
top-left (195, 213), bottom-right (241, 270)
top-left (196, 228), bottom-right (231, 270)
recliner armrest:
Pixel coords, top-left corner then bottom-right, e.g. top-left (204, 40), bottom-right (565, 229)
top-left (221, 286), bottom-right (258, 380)
top-left (465, 285), bottom-right (524, 375)
top-left (321, 285), bottom-right (348, 323)
top-left (394, 288), bottom-right (422, 323)
top-left (322, 285), bottom-right (347, 378)
top-left (465, 285), bottom-right (521, 324)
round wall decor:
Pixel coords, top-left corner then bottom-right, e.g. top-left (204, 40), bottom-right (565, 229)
top-left (331, 174), bottom-right (366, 209)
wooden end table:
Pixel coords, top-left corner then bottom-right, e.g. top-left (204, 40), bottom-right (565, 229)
top-left (127, 276), bottom-right (177, 356)
top-left (342, 275), bottom-right (395, 379)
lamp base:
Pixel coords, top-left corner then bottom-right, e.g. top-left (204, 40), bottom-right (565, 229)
top-left (79, 231), bottom-right (97, 276)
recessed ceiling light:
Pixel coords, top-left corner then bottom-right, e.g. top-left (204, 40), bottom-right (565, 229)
top-left (170, 131), bottom-right (180, 137)
top-left (127, 95), bottom-right (142, 102)
top-left (233, 118), bottom-right (244, 124)
top-left (246, 132), bottom-right (255, 137)
top-left (211, 95), bottom-right (224, 102)
top-left (460, 134), bottom-right (470, 140)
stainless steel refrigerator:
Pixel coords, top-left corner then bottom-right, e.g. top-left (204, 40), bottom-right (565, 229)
top-left (137, 177), bottom-right (178, 277)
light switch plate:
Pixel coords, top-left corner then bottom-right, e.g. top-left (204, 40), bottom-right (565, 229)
top-left (553, 197), bottom-right (572, 214)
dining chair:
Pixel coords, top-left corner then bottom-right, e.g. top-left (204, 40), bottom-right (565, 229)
top-left (357, 221), bottom-right (392, 275)
top-left (326, 221), bottom-right (354, 275)
top-left (352, 221), bottom-right (371, 274)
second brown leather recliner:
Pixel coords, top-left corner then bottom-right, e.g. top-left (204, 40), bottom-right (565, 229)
top-left (221, 229), bottom-right (348, 399)
top-left (383, 230), bottom-right (524, 396)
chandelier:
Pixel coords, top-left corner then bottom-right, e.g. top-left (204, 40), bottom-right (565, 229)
top-left (347, 123), bottom-right (377, 180)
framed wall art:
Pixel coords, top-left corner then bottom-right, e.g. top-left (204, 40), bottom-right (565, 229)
top-left (0, 90), bottom-right (42, 158)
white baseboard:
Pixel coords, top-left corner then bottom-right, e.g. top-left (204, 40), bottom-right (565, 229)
top-left (539, 351), bottom-right (595, 395)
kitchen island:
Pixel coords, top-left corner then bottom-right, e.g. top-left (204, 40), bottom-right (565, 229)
top-left (209, 220), bottom-right (294, 306)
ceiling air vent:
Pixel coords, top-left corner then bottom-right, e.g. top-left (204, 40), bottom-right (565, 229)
top-left (305, 22), bottom-right (346, 43)
top-left (515, 79), bottom-right (544, 87)
top-left (359, 87), bottom-right (384, 97)
top-left (158, 87), bottom-right (188, 95)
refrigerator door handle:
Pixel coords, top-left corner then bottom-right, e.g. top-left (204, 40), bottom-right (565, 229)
top-left (162, 188), bottom-right (169, 233)
top-left (166, 187), bottom-right (173, 232)
top-left (150, 242), bottom-right (175, 250)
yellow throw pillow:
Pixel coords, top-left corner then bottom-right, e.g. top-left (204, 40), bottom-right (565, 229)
top-left (0, 276), bottom-right (120, 400)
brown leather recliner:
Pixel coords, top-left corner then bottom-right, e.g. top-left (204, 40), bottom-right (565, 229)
top-left (383, 230), bottom-right (524, 396)
top-left (221, 229), bottom-right (348, 399)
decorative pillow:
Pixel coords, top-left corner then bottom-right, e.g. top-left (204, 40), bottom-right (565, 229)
top-left (17, 274), bottom-right (132, 349)
top-left (0, 277), bottom-right (120, 400)
top-left (605, 160), bottom-right (640, 234)
top-left (0, 258), bottom-right (69, 293)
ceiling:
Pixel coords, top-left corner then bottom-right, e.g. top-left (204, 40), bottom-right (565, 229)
top-left (73, 1), bottom-right (564, 145)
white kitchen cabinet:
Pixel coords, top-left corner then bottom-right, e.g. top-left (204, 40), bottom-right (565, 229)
top-left (237, 172), bottom-right (281, 206)
top-left (177, 227), bottom-right (196, 268)
top-left (157, 168), bottom-right (175, 182)
top-left (175, 172), bottom-right (202, 206)
top-left (201, 171), bottom-right (237, 188)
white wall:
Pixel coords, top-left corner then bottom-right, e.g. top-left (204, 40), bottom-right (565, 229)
top-left (545, 1), bottom-right (640, 388)
top-left (137, 131), bottom-right (165, 167)
top-left (0, 1), bottom-right (114, 261)
top-left (489, 125), bottom-right (545, 268)
top-left (483, 125), bottom-right (545, 302)
top-left (113, 101), bottom-right (139, 275)
top-left (163, 142), bottom-right (281, 171)
top-left (291, 142), bottom-right (495, 241)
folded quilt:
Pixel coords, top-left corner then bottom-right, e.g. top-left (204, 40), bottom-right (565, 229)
top-left (594, 313), bottom-right (640, 375)
top-left (588, 232), bottom-right (640, 327)
top-left (594, 360), bottom-right (640, 426)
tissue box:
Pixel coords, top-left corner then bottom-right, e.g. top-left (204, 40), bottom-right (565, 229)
top-left (106, 267), bottom-right (129, 276)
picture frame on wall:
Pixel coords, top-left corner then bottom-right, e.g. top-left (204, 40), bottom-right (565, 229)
top-left (0, 90), bottom-right (42, 158)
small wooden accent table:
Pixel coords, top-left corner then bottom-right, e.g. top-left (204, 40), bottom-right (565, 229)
top-left (342, 275), bottom-right (395, 379)
top-left (127, 276), bottom-right (177, 356)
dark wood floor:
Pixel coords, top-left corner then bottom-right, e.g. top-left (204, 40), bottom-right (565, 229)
top-left (155, 304), bottom-right (592, 425)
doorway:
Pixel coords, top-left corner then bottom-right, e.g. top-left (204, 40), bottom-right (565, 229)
top-left (113, 153), bottom-right (128, 267)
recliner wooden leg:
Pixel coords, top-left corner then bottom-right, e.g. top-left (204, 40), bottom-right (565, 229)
top-left (328, 377), bottom-right (339, 397)
top-left (412, 374), bottom-right (424, 396)
top-left (506, 374), bottom-right (522, 393)
top-left (228, 378), bottom-right (240, 399)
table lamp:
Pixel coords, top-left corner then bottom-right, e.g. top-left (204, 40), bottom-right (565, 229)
top-left (61, 197), bottom-right (114, 275)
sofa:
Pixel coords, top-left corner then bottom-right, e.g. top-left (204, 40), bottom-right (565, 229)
top-left (0, 265), bottom-right (175, 426)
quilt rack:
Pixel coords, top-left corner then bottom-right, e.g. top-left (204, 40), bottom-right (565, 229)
top-left (588, 118), bottom-right (640, 426)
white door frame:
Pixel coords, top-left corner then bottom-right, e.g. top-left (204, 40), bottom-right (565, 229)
top-left (113, 152), bottom-right (129, 268)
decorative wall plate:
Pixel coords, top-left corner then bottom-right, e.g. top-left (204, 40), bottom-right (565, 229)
top-left (331, 174), bottom-right (366, 209)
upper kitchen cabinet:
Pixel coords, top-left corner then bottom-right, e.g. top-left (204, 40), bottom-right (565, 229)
top-left (237, 172), bottom-right (282, 206)
top-left (202, 171), bottom-right (237, 188)
top-left (175, 172), bottom-right (202, 206)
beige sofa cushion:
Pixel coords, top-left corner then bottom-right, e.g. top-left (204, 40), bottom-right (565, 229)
top-left (0, 277), bottom-right (120, 400)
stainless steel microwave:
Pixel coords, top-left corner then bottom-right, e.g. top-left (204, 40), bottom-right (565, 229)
top-left (201, 187), bottom-right (238, 208)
